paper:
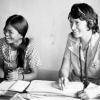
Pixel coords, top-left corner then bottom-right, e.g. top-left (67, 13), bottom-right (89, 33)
top-left (0, 80), bottom-right (16, 95)
top-left (9, 80), bottom-right (30, 92)
top-left (26, 80), bottom-right (84, 97)
top-left (0, 81), bottom-right (16, 91)
top-left (10, 93), bottom-right (26, 100)
top-left (85, 83), bottom-right (100, 99)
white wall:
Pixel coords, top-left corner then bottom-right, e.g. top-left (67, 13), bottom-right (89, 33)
top-left (0, 0), bottom-right (100, 80)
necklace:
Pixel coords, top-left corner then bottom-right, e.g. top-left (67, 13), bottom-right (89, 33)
top-left (79, 36), bottom-right (92, 89)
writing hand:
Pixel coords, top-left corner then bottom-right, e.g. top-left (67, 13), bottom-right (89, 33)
top-left (58, 77), bottom-right (69, 90)
top-left (76, 90), bottom-right (89, 100)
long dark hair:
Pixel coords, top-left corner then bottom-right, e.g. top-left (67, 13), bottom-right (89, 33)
top-left (4, 14), bottom-right (29, 68)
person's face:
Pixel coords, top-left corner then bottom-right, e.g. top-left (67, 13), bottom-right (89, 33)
top-left (4, 25), bottom-right (23, 45)
top-left (70, 18), bottom-right (89, 38)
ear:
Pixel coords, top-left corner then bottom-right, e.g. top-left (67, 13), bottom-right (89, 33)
top-left (89, 19), bottom-right (94, 28)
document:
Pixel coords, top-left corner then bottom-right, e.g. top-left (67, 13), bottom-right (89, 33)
top-left (26, 80), bottom-right (83, 97)
top-left (0, 81), bottom-right (16, 95)
top-left (9, 80), bottom-right (30, 92)
top-left (0, 80), bottom-right (30, 95)
top-left (0, 81), bottom-right (16, 91)
top-left (85, 83), bottom-right (100, 99)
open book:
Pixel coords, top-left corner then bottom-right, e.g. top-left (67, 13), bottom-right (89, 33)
top-left (0, 80), bottom-right (30, 95)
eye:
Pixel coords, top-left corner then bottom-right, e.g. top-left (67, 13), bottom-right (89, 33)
top-left (70, 21), bottom-right (73, 26)
top-left (8, 30), bottom-right (13, 34)
top-left (75, 21), bottom-right (79, 25)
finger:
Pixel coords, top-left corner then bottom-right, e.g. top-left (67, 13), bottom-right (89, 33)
top-left (59, 78), bottom-right (64, 90)
top-left (58, 79), bottom-right (62, 89)
top-left (61, 77), bottom-right (65, 90)
top-left (78, 91), bottom-right (89, 100)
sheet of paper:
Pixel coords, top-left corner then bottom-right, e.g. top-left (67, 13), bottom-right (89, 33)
top-left (9, 80), bottom-right (30, 92)
top-left (0, 80), bottom-right (16, 95)
top-left (0, 81), bottom-right (16, 91)
top-left (26, 80), bottom-right (84, 97)
top-left (85, 83), bottom-right (100, 99)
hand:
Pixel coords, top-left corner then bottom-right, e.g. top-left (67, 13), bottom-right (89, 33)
top-left (7, 69), bottom-right (19, 81)
top-left (58, 77), bottom-right (69, 90)
top-left (76, 90), bottom-right (89, 100)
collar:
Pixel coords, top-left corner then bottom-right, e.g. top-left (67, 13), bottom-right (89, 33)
top-left (68, 33), bottom-right (100, 60)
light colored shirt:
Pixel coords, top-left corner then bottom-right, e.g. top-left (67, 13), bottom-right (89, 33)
top-left (64, 32), bottom-right (100, 84)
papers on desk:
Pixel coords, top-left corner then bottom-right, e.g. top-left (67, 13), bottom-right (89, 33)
top-left (0, 80), bottom-right (100, 99)
top-left (0, 80), bottom-right (30, 95)
top-left (26, 80), bottom-right (100, 99)
top-left (26, 80), bottom-right (83, 97)
top-left (9, 80), bottom-right (30, 92)
top-left (85, 83), bottom-right (100, 99)
top-left (0, 81), bottom-right (15, 95)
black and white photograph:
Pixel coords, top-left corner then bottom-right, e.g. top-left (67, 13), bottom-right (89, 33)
top-left (0, 0), bottom-right (100, 100)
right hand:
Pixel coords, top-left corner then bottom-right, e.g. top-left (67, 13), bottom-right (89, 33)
top-left (58, 77), bottom-right (69, 90)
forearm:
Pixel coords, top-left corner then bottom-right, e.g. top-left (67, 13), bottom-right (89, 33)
top-left (59, 68), bottom-right (69, 79)
top-left (59, 58), bottom-right (70, 78)
top-left (23, 71), bottom-right (38, 81)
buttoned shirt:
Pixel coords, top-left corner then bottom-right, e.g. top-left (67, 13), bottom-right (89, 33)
top-left (0, 37), bottom-right (41, 77)
top-left (64, 32), bottom-right (100, 84)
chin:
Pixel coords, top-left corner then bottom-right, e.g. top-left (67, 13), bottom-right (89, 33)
top-left (73, 34), bottom-right (80, 38)
top-left (6, 39), bottom-right (13, 44)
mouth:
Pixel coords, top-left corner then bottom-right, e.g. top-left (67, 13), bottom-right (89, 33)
top-left (6, 37), bottom-right (11, 40)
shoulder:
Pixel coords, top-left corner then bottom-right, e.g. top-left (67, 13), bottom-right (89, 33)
top-left (25, 38), bottom-right (37, 55)
top-left (27, 38), bottom-right (35, 50)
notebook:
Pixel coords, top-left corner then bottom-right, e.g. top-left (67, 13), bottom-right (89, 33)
top-left (0, 80), bottom-right (30, 95)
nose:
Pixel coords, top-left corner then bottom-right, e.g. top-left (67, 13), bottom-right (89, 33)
top-left (5, 31), bottom-right (10, 37)
top-left (71, 22), bottom-right (76, 31)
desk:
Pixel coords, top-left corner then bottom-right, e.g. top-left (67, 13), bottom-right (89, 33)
top-left (0, 92), bottom-right (100, 100)
top-left (0, 80), bottom-right (100, 100)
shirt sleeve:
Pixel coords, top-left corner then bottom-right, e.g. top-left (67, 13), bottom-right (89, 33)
top-left (25, 40), bottom-right (41, 69)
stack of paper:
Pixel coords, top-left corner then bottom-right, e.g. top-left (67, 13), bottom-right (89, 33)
top-left (26, 80), bottom-right (84, 97)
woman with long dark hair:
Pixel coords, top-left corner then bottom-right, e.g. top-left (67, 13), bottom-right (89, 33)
top-left (0, 14), bottom-right (41, 81)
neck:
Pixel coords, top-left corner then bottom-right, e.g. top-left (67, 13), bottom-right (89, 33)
top-left (10, 39), bottom-right (22, 49)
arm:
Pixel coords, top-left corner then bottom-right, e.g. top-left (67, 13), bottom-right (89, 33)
top-left (58, 40), bottom-right (71, 89)
top-left (23, 43), bottom-right (41, 81)
top-left (22, 67), bottom-right (38, 81)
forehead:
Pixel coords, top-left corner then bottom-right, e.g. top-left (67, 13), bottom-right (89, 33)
top-left (6, 25), bottom-right (15, 30)
top-left (69, 18), bottom-right (87, 23)
top-left (70, 18), bottom-right (81, 22)
top-left (5, 25), bottom-right (21, 35)
top-left (6, 25), bottom-right (19, 33)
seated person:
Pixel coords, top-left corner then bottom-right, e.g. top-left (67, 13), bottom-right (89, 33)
top-left (58, 3), bottom-right (100, 99)
top-left (0, 14), bottom-right (41, 81)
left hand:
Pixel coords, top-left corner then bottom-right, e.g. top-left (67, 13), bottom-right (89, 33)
top-left (7, 69), bottom-right (19, 81)
top-left (76, 90), bottom-right (89, 100)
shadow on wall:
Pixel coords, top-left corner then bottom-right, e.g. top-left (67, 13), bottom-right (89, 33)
top-left (37, 69), bottom-right (58, 81)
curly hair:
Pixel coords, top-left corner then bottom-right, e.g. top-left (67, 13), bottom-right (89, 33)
top-left (68, 3), bottom-right (99, 34)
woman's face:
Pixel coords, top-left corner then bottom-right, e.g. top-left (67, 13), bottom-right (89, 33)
top-left (4, 25), bottom-right (23, 46)
top-left (70, 18), bottom-right (89, 38)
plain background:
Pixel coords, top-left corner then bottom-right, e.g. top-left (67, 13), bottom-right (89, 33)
top-left (0, 0), bottom-right (100, 81)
